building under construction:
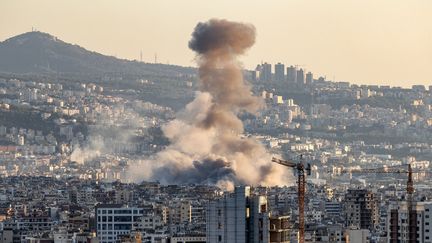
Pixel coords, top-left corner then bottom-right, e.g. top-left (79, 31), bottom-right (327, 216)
top-left (388, 201), bottom-right (432, 243)
top-left (343, 189), bottom-right (380, 232)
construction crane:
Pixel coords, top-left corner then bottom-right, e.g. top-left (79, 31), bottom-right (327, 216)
top-left (342, 164), bottom-right (422, 243)
top-left (272, 155), bottom-right (311, 243)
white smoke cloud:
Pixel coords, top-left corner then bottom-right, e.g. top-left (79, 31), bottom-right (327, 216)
top-left (127, 18), bottom-right (294, 190)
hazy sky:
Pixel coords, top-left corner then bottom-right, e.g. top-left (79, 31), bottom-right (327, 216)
top-left (1, 0), bottom-right (431, 87)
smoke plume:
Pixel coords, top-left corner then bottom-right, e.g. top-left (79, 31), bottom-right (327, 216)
top-left (128, 19), bottom-right (292, 190)
top-left (70, 102), bottom-right (166, 164)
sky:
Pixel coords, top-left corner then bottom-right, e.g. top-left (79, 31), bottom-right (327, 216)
top-left (1, 0), bottom-right (431, 87)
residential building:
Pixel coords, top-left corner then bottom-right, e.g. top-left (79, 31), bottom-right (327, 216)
top-left (206, 186), bottom-right (270, 243)
top-left (344, 189), bottom-right (379, 232)
top-left (96, 204), bottom-right (143, 243)
top-left (286, 66), bottom-right (296, 83)
top-left (274, 63), bottom-right (285, 82)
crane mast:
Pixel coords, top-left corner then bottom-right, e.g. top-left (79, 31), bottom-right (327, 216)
top-left (407, 164), bottom-right (415, 243)
top-left (272, 156), bottom-right (311, 243)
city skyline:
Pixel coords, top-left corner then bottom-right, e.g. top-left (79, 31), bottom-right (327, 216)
top-left (2, 4), bottom-right (432, 240)
top-left (1, 0), bottom-right (431, 87)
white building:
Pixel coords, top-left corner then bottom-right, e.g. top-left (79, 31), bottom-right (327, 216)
top-left (96, 204), bottom-right (143, 243)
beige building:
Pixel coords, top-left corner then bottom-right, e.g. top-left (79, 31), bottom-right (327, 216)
top-left (169, 201), bottom-right (191, 225)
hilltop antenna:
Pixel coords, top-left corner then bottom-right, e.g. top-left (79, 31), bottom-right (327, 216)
top-left (140, 51), bottom-right (143, 62)
top-left (154, 53), bottom-right (158, 64)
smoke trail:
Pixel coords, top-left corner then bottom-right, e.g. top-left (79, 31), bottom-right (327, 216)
top-left (128, 19), bottom-right (293, 190)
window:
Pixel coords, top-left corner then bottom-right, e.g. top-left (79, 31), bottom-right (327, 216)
top-left (218, 235), bottom-right (222, 242)
top-left (114, 216), bottom-right (132, 222)
top-left (133, 216), bottom-right (141, 221)
top-left (114, 224), bottom-right (132, 230)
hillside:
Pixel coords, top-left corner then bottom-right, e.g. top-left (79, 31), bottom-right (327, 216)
top-left (0, 31), bottom-right (195, 78)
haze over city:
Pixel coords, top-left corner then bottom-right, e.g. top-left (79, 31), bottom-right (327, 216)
top-left (2, 0), bottom-right (432, 87)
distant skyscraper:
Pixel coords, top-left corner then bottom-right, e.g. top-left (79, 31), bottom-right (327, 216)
top-left (250, 70), bottom-right (258, 82)
top-left (306, 72), bottom-right (313, 85)
top-left (296, 68), bottom-right (305, 84)
top-left (274, 63), bottom-right (285, 82)
top-left (412, 85), bottom-right (426, 92)
top-left (260, 63), bottom-right (272, 82)
top-left (286, 66), bottom-right (297, 83)
top-left (254, 64), bottom-right (262, 82)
